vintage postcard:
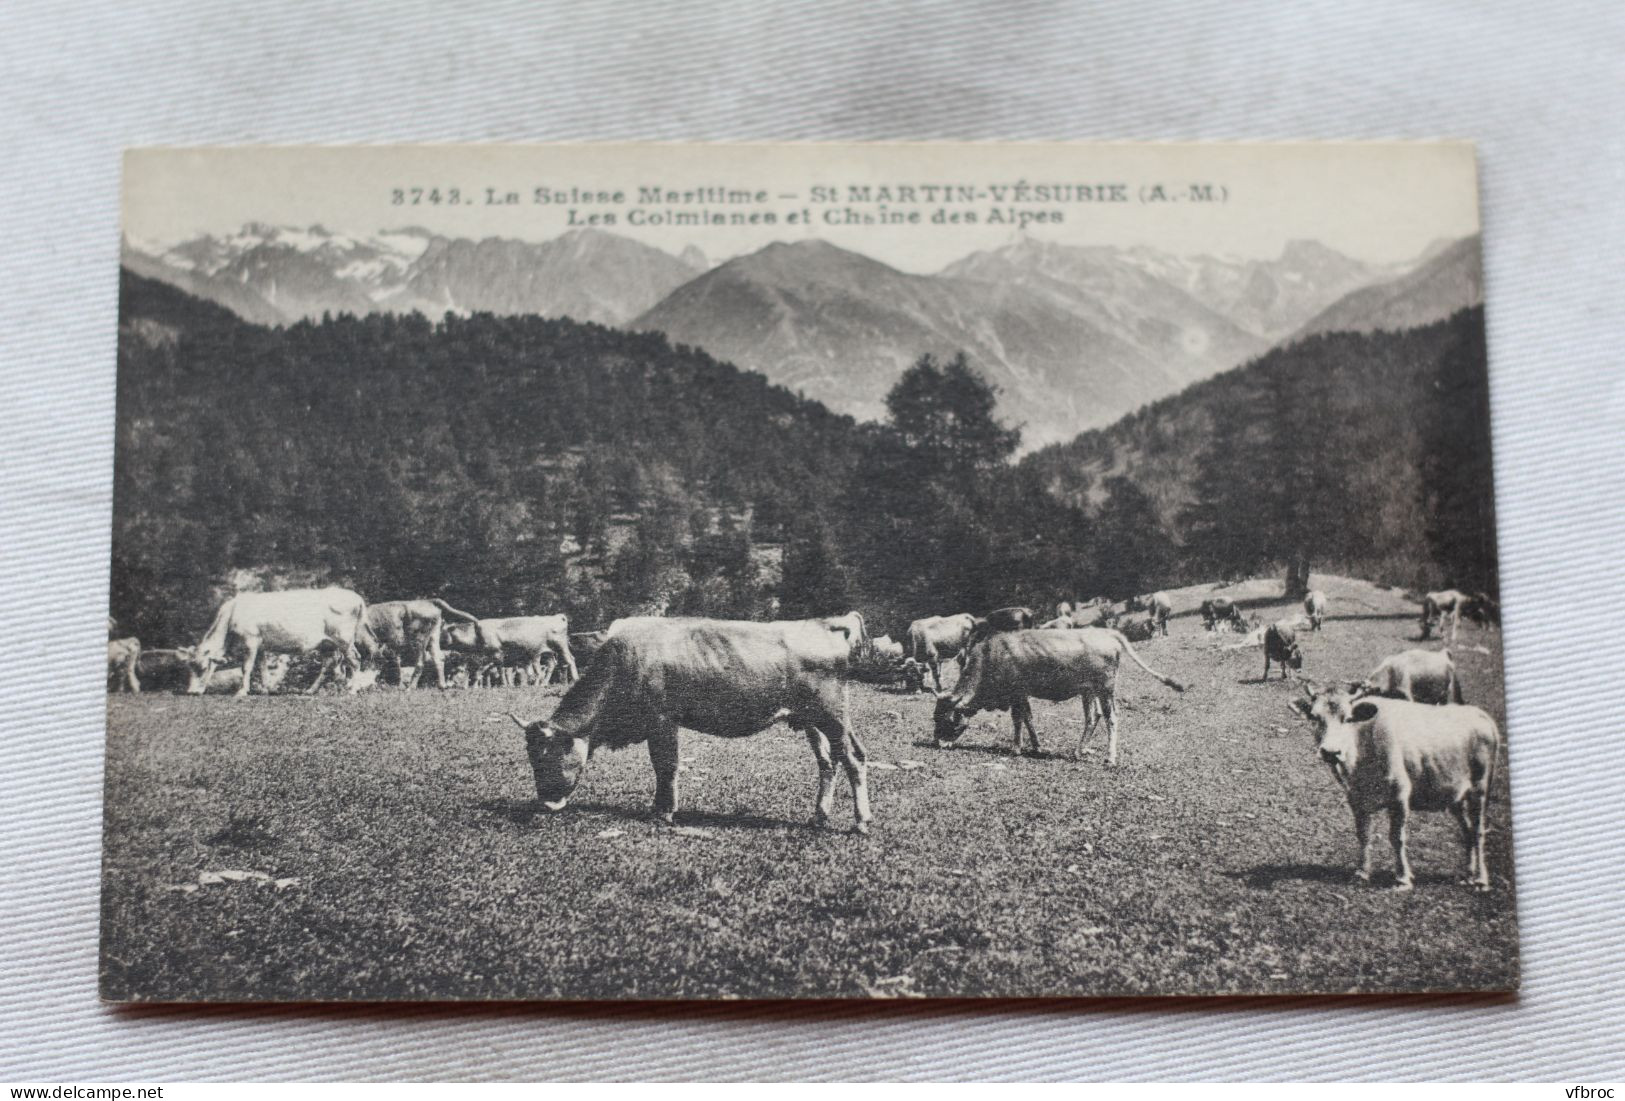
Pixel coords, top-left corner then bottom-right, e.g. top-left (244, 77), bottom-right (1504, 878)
top-left (103, 143), bottom-right (1514, 1001)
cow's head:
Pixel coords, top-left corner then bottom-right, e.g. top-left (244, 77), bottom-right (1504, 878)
top-left (1287, 683), bottom-right (1366, 774)
top-left (509, 714), bottom-right (589, 811)
top-left (183, 650), bottom-right (216, 695)
top-left (932, 693), bottom-right (969, 745)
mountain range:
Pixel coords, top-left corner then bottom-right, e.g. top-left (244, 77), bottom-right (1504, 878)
top-left (123, 223), bottom-right (1482, 449)
top-left (122, 224), bottom-right (706, 327)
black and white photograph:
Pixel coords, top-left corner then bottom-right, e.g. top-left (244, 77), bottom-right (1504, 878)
top-left (100, 142), bottom-right (1515, 1002)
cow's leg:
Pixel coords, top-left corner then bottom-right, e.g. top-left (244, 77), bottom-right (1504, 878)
top-left (808, 690), bottom-right (870, 834)
top-left (1018, 700), bottom-right (1040, 756)
top-left (1466, 787), bottom-right (1491, 890)
top-left (928, 654), bottom-right (943, 694)
top-left (238, 642), bottom-right (260, 697)
top-left (1262, 651), bottom-right (1271, 681)
top-left (307, 650), bottom-right (334, 695)
top-left (554, 640), bottom-right (579, 683)
top-left (1101, 694), bottom-right (1120, 767)
top-left (804, 727), bottom-right (837, 829)
top-left (1387, 800), bottom-right (1414, 891)
top-left (125, 661), bottom-right (141, 694)
top-left (1353, 809), bottom-right (1374, 883)
top-left (1009, 707), bottom-right (1024, 755)
top-left (648, 722), bottom-right (680, 826)
top-left (1449, 800), bottom-right (1477, 884)
top-left (424, 634), bottom-right (445, 690)
top-left (1073, 693), bottom-right (1097, 760)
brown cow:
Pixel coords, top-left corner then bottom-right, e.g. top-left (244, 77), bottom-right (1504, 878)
top-left (933, 627), bottom-right (1185, 765)
top-left (443, 614), bottom-right (578, 688)
top-left (362, 598), bottom-right (480, 689)
top-left (905, 613), bottom-right (976, 692)
top-left (1262, 620), bottom-right (1303, 680)
top-left (509, 617), bottom-right (870, 832)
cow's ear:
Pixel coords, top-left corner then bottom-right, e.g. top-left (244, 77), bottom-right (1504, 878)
top-left (1288, 698), bottom-right (1312, 719)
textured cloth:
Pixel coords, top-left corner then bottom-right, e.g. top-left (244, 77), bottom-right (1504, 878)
top-left (3, 0), bottom-right (1624, 1082)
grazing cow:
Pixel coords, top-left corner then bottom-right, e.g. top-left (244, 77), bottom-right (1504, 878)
top-left (361, 598), bottom-right (481, 689)
top-left (906, 613), bottom-right (977, 692)
top-left (1147, 592), bottom-right (1173, 637)
top-left (967, 606), bottom-right (1036, 648)
top-left (869, 634), bottom-right (905, 664)
top-left (509, 617), bottom-right (870, 832)
top-left (443, 614), bottom-right (578, 689)
top-left (1121, 617), bottom-right (1157, 643)
top-left (1262, 620), bottom-right (1303, 680)
top-left (1304, 589), bottom-right (1327, 631)
top-left (107, 638), bottom-right (141, 693)
top-left (933, 627), bottom-right (1185, 765)
top-left (1289, 685), bottom-right (1500, 891)
top-left (1200, 597), bottom-right (1245, 632)
top-left (1468, 593), bottom-right (1500, 629)
top-left (1420, 589), bottom-right (1486, 643)
top-left (1355, 648), bottom-right (1464, 705)
top-left (1088, 603), bottom-right (1124, 629)
top-left (186, 588), bottom-right (369, 696)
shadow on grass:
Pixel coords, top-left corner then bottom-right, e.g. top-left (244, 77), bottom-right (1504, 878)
top-left (1228, 862), bottom-right (1355, 890)
top-left (474, 797), bottom-right (801, 833)
top-left (910, 739), bottom-right (1082, 762)
top-left (1229, 863), bottom-right (1469, 892)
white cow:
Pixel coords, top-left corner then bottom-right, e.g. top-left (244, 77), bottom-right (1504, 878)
top-left (1355, 648), bottom-right (1465, 705)
top-left (186, 587), bottom-right (369, 696)
top-left (1291, 685), bottom-right (1500, 891)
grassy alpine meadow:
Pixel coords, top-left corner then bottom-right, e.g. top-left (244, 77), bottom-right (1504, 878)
top-left (100, 577), bottom-right (1518, 1001)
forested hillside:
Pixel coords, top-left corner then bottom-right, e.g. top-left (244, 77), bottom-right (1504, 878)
top-left (1023, 308), bottom-right (1499, 596)
top-left (112, 269), bottom-right (1497, 649)
top-left (112, 268), bottom-right (868, 645)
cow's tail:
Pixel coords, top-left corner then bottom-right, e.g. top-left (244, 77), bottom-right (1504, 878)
top-left (431, 598), bottom-right (481, 624)
top-left (1110, 629), bottom-right (1186, 692)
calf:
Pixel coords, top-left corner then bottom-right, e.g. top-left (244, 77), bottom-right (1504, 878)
top-left (510, 617), bottom-right (870, 832)
top-left (1304, 589), bottom-right (1327, 631)
top-left (1355, 648), bottom-right (1464, 705)
top-left (933, 627), bottom-right (1185, 766)
top-left (1262, 620), bottom-right (1303, 680)
top-left (1290, 685), bottom-right (1500, 891)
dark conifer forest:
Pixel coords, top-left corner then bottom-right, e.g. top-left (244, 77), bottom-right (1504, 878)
top-left (111, 268), bottom-right (1497, 645)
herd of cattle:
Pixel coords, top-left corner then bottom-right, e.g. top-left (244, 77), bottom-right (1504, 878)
top-left (105, 583), bottom-right (1504, 891)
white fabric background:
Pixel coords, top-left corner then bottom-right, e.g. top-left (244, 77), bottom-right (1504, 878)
top-left (3, 0), bottom-right (1623, 1081)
